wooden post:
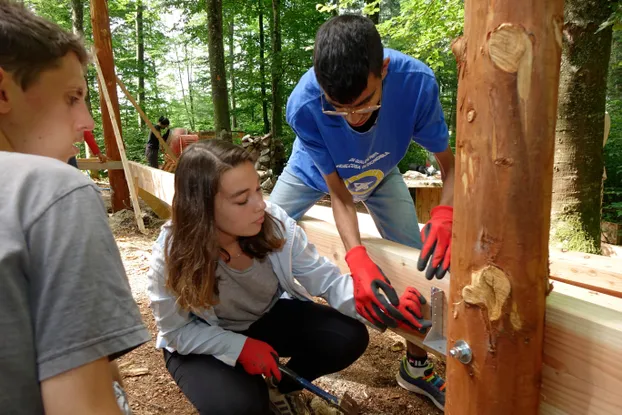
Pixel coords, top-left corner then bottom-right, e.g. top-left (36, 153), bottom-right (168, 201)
top-left (446, 1), bottom-right (565, 414)
top-left (93, 54), bottom-right (146, 234)
top-left (90, 0), bottom-right (130, 212)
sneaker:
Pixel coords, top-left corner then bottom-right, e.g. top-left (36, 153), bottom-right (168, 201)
top-left (396, 357), bottom-right (446, 411)
top-left (268, 387), bottom-right (311, 415)
top-left (112, 381), bottom-right (132, 415)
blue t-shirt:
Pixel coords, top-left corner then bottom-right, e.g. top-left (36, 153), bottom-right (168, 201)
top-left (286, 48), bottom-right (449, 200)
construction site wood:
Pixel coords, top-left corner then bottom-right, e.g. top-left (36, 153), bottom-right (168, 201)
top-left (127, 161), bottom-right (622, 414)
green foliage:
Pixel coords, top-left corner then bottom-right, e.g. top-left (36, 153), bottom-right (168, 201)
top-left (29, 0), bottom-right (462, 167)
top-left (599, 1), bottom-right (622, 32)
top-left (604, 30), bottom-right (622, 224)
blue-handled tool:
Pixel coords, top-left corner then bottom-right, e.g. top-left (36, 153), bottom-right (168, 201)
top-left (277, 364), bottom-right (360, 415)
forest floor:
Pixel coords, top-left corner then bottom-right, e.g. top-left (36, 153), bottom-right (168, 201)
top-left (99, 183), bottom-right (444, 415)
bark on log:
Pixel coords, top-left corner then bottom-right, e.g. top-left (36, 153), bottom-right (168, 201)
top-left (90, 0), bottom-right (130, 212)
top-left (446, 1), bottom-right (565, 414)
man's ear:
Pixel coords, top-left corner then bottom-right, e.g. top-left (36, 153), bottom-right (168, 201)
top-left (381, 57), bottom-right (390, 80)
top-left (0, 68), bottom-right (12, 115)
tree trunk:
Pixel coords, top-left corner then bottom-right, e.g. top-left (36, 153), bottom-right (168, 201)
top-left (446, 1), bottom-right (565, 413)
top-left (366, 0), bottom-right (379, 24)
top-left (174, 47), bottom-right (192, 127)
top-left (90, 0), bottom-right (130, 212)
top-left (229, 18), bottom-right (238, 129)
top-left (206, 0), bottom-right (231, 141)
top-left (184, 43), bottom-right (196, 131)
top-left (270, 0), bottom-right (284, 174)
top-left (259, 0), bottom-right (270, 134)
top-left (550, 0), bottom-right (614, 254)
top-left (71, 0), bottom-right (89, 159)
top-left (136, 0), bottom-right (145, 128)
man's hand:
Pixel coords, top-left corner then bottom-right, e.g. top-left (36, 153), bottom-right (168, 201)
top-left (237, 338), bottom-right (281, 381)
top-left (395, 287), bottom-right (432, 334)
top-left (97, 153), bottom-right (108, 163)
top-left (345, 245), bottom-right (402, 329)
top-left (418, 205), bottom-right (453, 280)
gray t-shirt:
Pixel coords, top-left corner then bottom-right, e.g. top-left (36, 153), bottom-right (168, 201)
top-left (0, 152), bottom-right (150, 414)
top-left (213, 257), bottom-right (282, 331)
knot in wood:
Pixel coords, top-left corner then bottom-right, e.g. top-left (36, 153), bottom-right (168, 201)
top-left (467, 109), bottom-right (476, 123)
top-left (488, 23), bottom-right (533, 102)
top-left (462, 265), bottom-right (511, 322)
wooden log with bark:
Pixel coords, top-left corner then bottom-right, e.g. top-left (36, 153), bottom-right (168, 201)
top-left (90, 0), bottom-right (130, 212)
top-left (446, 0), bottom-right (565, 412)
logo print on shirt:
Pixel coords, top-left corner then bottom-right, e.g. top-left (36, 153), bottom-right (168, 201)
top-left (344, 169), bottom-right (385, 197)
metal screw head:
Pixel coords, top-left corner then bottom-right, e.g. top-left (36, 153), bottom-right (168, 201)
top-left (449, 340), bottom-right (472, 364)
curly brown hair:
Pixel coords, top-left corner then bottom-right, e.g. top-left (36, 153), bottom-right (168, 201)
top-left (165, 140), bottom-right (284, 312)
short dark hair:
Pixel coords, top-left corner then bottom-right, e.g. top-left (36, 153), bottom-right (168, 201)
top-left (159, 116), bottom-right (170, 126)
top-left (0, 0), bottom-right (88, 90)
top-left (313, 14), bottom-right (384, 105)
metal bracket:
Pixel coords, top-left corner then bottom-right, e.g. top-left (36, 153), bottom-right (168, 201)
top-left (422, 286), bottom-right (447, 356)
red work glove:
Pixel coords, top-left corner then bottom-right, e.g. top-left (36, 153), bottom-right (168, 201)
top-left (237, 338), bottom-right (281, 381)
top-left (418, 206), bottom-right (453, 280)
top-left (395, 287), bottom-right (432, 334)
top-left (345, 245), bottom-right (402, 330)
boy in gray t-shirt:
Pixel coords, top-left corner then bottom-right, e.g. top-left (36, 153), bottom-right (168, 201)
top-left (0, 1), bottom-right (150, 413)
top-left (0, 153), bottom-right (151, 414)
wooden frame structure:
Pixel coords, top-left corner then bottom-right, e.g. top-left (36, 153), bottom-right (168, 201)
top-left (126, 161), bottom-right (622, 414)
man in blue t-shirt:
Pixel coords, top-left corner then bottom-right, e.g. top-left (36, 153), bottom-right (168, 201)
top-left (270, 15), bottom-right (453, 410)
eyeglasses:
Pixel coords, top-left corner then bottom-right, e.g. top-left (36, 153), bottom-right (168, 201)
top-left (320, 92), bottom-right (382, 117)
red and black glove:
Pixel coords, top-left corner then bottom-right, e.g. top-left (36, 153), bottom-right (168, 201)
top-left (345, 245), bottom-right (402, 330)
top-left (395, 287), bottom-right (432, 334)
top-left (237, 338), bottom-right (281, 381)
top-left (418, 205), bottom-right (453, 280)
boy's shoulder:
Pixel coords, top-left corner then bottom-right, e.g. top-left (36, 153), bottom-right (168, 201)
top-left (0, 152), bottom-right (99, 225)
top-left (384, 48), bottom-right (435, 78)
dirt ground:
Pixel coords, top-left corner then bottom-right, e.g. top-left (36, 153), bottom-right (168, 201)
top-left (99, 184), bottom-right (444, 415)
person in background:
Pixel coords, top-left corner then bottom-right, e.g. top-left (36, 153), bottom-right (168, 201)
top-left (0, 1), bottom-right (150, 414)
top-left (67, 129), bottom-right (107, 168)
top-left (269, 15), bottom-right (453, 410)
top-left (147, 140), bottom-right (430, 415)
top-left (145, 116), bottom-right (170, 168)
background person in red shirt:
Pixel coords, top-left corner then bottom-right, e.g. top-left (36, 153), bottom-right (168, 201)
top-left (67, 130), bottom-right (107, 167)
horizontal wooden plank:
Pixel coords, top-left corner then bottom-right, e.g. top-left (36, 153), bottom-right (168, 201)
top-left (76, 157), bottom-right (123, 170)
top-left (549, 250), bottom-right (622, 299)
top-left (127, 161), bottom-right (175, 206)
top-left (303, 205), bottom-right (622, 299)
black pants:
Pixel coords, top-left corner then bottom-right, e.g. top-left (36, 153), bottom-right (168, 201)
top-left (145, 145), bottom-right (159, 168)
top-left (164, 299), bottom-right (369, 415)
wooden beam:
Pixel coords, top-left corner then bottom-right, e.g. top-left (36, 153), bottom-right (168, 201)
top-left (127, 161), bottom-right (175, 206)
top-left (126, 161), bottom-right (622, 298)
top-left (549, 250), bottom-right (622, 298)
top-left (116, 76), bottom-right (178, 164)
top-left (76, 158), bottom-right (123, 171)
top-left (90, 0), bottom-right (130, 212)
top-left (93, 54), bottom-right (146, 234)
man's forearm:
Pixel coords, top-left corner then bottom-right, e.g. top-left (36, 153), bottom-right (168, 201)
top-left (435, 146), bottom-right (456, 206)
top-left (331, 191), bottom-right (362, 251)
top-left (439, 165), bottom-right (455, 206)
